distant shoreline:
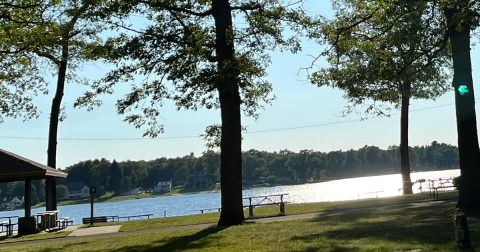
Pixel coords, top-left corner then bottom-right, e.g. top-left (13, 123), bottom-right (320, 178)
top-left (24, 167), bottom-right (459, 209)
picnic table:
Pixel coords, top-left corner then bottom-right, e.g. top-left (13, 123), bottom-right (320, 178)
top-left (36, 210), bottom-right (58, 231)
top-left (243, 193), bottom-right (288, 217)
top-left (0, 215), bottom-right (19, 237)
top-left (428, 177), bottom-right (456, 200)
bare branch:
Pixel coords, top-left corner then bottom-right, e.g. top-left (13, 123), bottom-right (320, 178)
top-left (137, 1), bottom-right (212, 17)
top-left (34, 50), bottom-right (60, 65)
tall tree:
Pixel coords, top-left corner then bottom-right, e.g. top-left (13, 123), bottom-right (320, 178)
top-left (2, 0), bottom-right (105, 210)
top-left (443, 0), bottom-right (480, 210)
top-left (312, 0), bottom-right (451, 194)
top-left (37, 1), bottom-right (105, 209)
top-left (109, 160), bottom-right (122, 195)
top-left (77, 0), bottom-right (312, 226)
top-left (38, 0), bottom-right (102, 210)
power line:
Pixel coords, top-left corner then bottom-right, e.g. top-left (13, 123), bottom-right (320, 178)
top-left (0, 135), bottom-right (201, 141)
top-left (247, 101), bottom-right (458, 134)
top-left (61, 135), bottom-right (200, 141)
top-left (0, 100), bottom-right (472, 141)
top-left (247, 118), bottom-right (360, 134)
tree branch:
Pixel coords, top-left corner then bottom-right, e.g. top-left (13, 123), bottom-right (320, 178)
top-left (137, 1), bottom-right (212, 17)
top-left (231, 2), bottom-right (262, 11)
top-left (34, 50), bottom-right (60, 65)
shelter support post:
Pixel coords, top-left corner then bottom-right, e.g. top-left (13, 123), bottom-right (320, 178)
top-left (24, 179), bottom-right (31, 217)
top-left (45, 178), bottom-right (57, 211)
top-left (18, 179), bottom-right (36, 236)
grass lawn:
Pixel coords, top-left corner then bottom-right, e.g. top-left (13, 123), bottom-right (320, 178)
top-left (4, 191), bottom-right (477, 251)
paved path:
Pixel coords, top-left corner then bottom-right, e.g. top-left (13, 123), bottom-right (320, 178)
top-left (68, 225), bottom-right (121, 237)
top-left (0, 198), bottom-right (457, 249)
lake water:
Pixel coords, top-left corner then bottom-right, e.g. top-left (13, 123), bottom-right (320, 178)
top-left (3, 169), bottom-right (460, 225)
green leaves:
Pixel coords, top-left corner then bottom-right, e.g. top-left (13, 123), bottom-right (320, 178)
top-left (313, 0), bottom-right (452, 115)
top-left (76, 0), bottom-right (312, 137)
top-left (0, 0), bottom-right (53, 122)
top-left (0, 0), bottom-right (108, 122)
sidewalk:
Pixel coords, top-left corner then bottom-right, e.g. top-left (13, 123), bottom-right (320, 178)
top-left (68, 225), bottom-right (121, 237)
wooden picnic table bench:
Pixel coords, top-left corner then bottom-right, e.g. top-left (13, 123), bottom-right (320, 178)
top-left (55, 217), bottom-right (73, 229)
top-left (82, 216), bottom-right (108, 224)
top-left (36, 210), bottom-right (58, 231)
top-left (0, 216), bottom-right (18, 237)
top-left (243, 193), bottom-right (288, 218)
top-left (428, 178), bottom-right (456, 200)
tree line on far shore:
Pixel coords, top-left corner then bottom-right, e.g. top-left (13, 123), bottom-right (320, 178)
top-left (62, 141), bottom-right (459, 192)
top-left (0, 140), bottom-right (459, 207)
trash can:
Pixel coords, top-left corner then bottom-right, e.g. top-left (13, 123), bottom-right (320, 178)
top-left (18, 216), bottom-right (36, 236)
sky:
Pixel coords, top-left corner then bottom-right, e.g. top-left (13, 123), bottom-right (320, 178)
top-left (0, 1), bottom-right (479, 169)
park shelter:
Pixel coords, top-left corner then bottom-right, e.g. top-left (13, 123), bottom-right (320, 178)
top-left (0, 148), bottom-right (67, 235)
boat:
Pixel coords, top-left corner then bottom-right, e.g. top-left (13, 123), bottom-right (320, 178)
top-left (5, 206), bottom-right (15, 211)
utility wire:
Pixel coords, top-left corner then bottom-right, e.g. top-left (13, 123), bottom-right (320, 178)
top-left (0, 100), bottom-right (471, 141)
top-left (247, 101), bottom-right (458, 134)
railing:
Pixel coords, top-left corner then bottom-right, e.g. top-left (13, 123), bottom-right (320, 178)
top-left (357, 191), bottom-right (383, 200)
top-left (115, 214), bottom-right (154, 222)
top-left (198, 208), bottom-right (221, 214)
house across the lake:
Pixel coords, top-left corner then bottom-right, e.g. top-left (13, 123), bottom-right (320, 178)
top-left (67, 182), bottom-right (90, 200)
top-left (154, 181), bottom-right (172, 193)
top-left (1, 196), bottom-right (23, 210)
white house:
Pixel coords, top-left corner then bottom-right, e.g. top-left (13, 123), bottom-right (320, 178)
top-left (10, 196), bottom-right (22, 207)
top-left (1, 196), bottom-right (23, 210)
top-left (67, 183), bottom-right (90, 200)
top-left (154, 181), bottom-right (172, 193)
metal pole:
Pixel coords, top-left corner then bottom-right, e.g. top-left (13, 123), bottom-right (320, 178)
top-left (90, 193), bottom-right (94, 226)
top-left (89, 186), bottom-right (96, 227)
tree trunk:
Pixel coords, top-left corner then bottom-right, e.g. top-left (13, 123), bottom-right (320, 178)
top-left (213, 0), bottom-right (244, 226)
top-left (400, 82), bottom-right (413, 194)
top-left (445, 3), bottom-right (480, 210)
top-left (46, 41), bottom-right (68, 211)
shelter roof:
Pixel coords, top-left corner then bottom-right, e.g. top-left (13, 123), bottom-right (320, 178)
top-left (0, 148), bottom-right (67, 182)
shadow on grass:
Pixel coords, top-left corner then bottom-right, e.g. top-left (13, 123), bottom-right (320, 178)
top-left (16, 226), bottom-right (227, 252)
top-left (291, 203), bottom-right (471, 251)
top-left (295, 244), bottom-right (361, 252)
top-left (118, 226), bottom-right (227, 252)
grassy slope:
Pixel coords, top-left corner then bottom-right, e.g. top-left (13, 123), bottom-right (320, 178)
top-left (4, 191), bottom-right (478, 251)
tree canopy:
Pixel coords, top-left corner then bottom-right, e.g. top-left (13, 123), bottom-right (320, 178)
top-left (0, 0), bottom-right (54, 122)
top-left (311, 0), bottom-right (451, 115)
top-left (309, 0), bottom-right (453, 195)
top-left (305, 0), bottom-right (480, 212)
top-left (74, 0), bottom-right (314, 226)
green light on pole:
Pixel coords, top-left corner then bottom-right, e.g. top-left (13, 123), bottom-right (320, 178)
top-left (458, 85), bottom-right (469, 96)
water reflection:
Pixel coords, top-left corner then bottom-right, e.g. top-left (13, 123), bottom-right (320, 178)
top-left (245, 169), bottom-right (459, 204)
